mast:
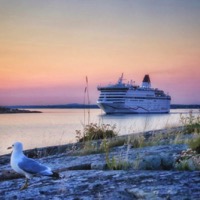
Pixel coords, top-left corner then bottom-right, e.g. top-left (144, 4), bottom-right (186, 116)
top-left (117, 73), bottom-right (124, 84)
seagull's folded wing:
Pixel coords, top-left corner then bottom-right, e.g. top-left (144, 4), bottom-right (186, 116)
top-left (18, 157), bottom-right (52, 175)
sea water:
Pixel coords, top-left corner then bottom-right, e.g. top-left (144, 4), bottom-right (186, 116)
top-left (0, 108), bottom-right (198, 155)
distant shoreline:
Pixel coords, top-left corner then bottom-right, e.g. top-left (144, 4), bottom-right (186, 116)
top-left (4, 103), bottom-right (200, 109)
top-left (0, 107), bottom-right (41, 114)
top-left (1, 104), bottom-right (200, 113)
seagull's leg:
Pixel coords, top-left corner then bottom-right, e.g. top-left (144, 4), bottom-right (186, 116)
top-left (20, 178), bottom-right (29, 190)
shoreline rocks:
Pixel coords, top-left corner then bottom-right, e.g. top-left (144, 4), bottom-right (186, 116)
top-left (1, 129), bottom-right (200, 199)
top-left (1, 169), bottom-right (200, 199)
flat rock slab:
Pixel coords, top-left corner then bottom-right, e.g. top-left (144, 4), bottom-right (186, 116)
top-left (1, 170), bottom-right (200, 200)
top-left (1, 139), bottom-right (199, 199)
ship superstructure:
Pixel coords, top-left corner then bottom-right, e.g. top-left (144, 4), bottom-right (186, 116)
top-left (97, 74), bottom-right (171, 114)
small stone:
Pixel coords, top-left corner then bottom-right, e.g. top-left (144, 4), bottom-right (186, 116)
top-left (91, 163), bottom-right (106, 170)
top-left (145, 155), bottom-right (161, 170)
top-left (188, 158), bottom-right (196, 170)
top-left (126, 188), bottom-right (147, 198)
top-left (161, 154), bottom-right (175, 170)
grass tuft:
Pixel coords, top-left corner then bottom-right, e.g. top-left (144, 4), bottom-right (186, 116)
top-left (180, 110), bottom-right (200, 134)
top-left (189, 135), bottom-right (200, 154)
top-left (175, 148), bottom-right (200, 171)
top-left (76, 123), bottom-right (118, 142)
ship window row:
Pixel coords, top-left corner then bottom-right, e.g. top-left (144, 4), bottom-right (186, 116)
top-left (129, 97), bottom-right (171, 100)
top-left (98, 88), bottom-right (128, 91)
top-left (99, 97), bottom-right (125, 101)
top-left (99, 96), bottom-right (170, 100)
top-left (99, 97), bottom-right (125, 99)
top-left (100, 95), bottom-right (125, 98)
top-left (100, 92), bottom-right (127, 95)
top-left (100, 94), bottom-right (126, 97)
top-left (98, 100), bottom-right (125, 102)
top-left (98, 98), bottom-right (125, 101)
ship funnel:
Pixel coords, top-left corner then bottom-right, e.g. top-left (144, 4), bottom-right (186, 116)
top-left (142, 74), bottom-right (151, 88)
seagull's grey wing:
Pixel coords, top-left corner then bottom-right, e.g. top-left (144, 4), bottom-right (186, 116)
top-left (18, 157), bottom-right (52, 175)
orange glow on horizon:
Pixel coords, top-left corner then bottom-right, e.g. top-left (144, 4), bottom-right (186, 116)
top-left (0, 1), bottom-right (200, 105)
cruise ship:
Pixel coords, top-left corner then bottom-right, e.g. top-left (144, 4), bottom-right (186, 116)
top-left (97, 74), bottom-right (171, 114)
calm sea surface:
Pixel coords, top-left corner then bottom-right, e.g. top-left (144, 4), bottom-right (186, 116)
top-left (0, 108), bottom-right (199, 155)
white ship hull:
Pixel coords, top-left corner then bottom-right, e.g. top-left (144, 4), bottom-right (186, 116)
top-left (97, 99), bottom-right (170, 114)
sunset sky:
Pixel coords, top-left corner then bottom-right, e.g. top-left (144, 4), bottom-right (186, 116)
top-left (0, 0), bottom-right (200, 106)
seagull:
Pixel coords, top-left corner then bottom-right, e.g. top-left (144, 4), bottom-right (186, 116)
top-left (8, 142), bottom-right (59, 190)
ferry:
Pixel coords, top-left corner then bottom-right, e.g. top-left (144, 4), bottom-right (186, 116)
top-left (97, 74), bottom-right (171, 114)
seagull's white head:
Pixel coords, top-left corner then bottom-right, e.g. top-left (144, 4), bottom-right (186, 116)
top-left (8, 142), bottom-right (23, 153)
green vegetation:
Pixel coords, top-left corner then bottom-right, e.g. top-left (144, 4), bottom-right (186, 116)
top-left (180, 110), bottom-right (200, 134)
top-left (129, 135), bottom-right (145, 148)
top-left (106, 156), bottom-right (130, 170)
top-left (74, 127), bottom-right (188, 157)
top-left (75, 123), bottom-right (130, 169)
top-left (101, 138), bottom-right (130, 170)
top-left (189, 136), bottom-right (200, 154)
top-left (174, 111), bottom-right (200, 171)
top-left (175, 149), bottom-right (200, 171)
top-left (72, 110), bottom-right (200, 171)
top-left (76, 123), bottom-right (118, 142)
top-left (175, 159), bottom-right (192, 171)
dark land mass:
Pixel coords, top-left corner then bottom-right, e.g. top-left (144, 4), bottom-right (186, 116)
top-left (8, 103), bottom-right (99, 109)
top-left (171, 104), bottom-right (200, 109)
top-left (0, 107), bottom-right (41, 114)
top-left (7, 103), bottom-right (200, 109)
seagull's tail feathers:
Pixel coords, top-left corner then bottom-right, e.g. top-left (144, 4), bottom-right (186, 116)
top-left (40, 167), bottom-right (60, 179)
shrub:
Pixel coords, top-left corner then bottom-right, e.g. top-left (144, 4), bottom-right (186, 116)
top-left (108, 138), bottom-right (126, 149)
top-left (189, 136), bottom-right (200, 154)
top-left (175, 159), bottom-right (192, 171)
top-left (100, 138), bottom-right (130, 170)
top-left (76, 123), bottom-right (118, 142)
top-left (130, 135), bottom-right (145, 148)
top-left (180, 110), bottom-right (200, 134)
top-left (175, 148), bottom-right (200, 171)
top-left (106, 156), bottom-right (130, 170)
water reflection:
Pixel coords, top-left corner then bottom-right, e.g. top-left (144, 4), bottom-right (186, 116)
top-left (1, 108), bottom-right (198, 155)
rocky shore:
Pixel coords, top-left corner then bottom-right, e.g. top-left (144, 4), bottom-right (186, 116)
top-left (0, 128), bottom-right (200, 199)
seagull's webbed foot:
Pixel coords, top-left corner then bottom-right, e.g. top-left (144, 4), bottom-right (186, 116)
top-left (20, 178), bottom-right (29, 190)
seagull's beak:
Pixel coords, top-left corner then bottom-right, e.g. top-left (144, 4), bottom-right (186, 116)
top-left (7, 146), bottom-right (12, 150)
